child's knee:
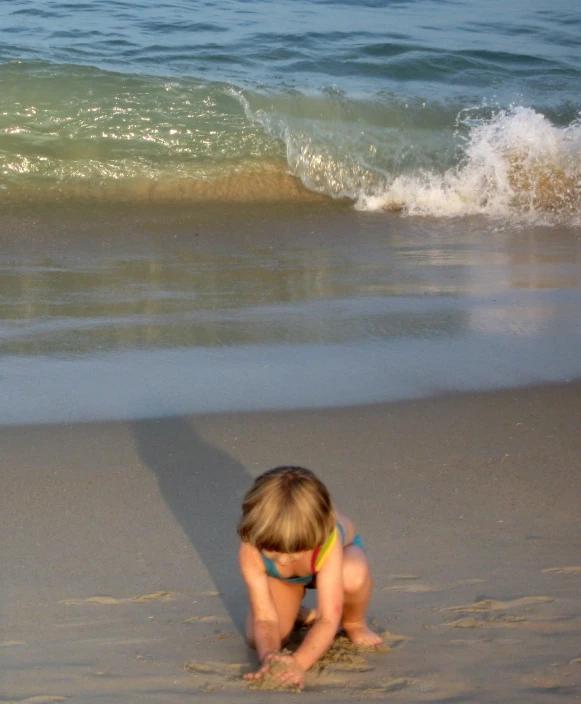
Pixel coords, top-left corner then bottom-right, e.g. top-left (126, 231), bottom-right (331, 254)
top-left (342, 552), bottom-right (371, 595)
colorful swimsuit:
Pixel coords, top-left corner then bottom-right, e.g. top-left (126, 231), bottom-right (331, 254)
top-left (261, 521), bottom-right (364, 586)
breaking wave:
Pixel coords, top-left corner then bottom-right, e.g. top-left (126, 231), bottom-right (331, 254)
top-left (356, 108), bottom-right (581, 221)
top-left (238, 93), bottom-right (581, 222)
top-left (1, 62), bottom-right (579, 221)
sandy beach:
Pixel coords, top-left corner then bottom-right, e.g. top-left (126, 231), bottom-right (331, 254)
top-left (2, 1), bottom-right (581, 701)
top-left (2, 380), bottom-right (580, 702)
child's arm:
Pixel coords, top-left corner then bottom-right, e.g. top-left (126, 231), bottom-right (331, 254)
top-left (295, 538), bottom-right (343, 670)
top-left (239, 542), bottom-right (281, 663)
top-left (270, 538), bottom-right (343, 685)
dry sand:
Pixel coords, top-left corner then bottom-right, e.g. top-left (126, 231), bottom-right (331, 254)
top-left (2, 381), bottom-right (581, 702)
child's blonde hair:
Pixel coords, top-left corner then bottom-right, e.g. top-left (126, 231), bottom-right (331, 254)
top-left (237, 466), bottom-right (335, 552)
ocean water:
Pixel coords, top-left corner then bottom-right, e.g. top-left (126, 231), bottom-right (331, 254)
top-left (1, 0), bottom-right (581, 217)
top-left (1, 0), bottom-right (581, 424)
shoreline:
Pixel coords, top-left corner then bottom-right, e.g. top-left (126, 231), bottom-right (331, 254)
top-left (3, 380), bottom-right (581, 701)
top-left (2, 200), bottom-right (581, 429)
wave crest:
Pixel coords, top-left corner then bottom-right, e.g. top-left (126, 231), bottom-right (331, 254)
top-left (355, 108), bottom-right (581, 220)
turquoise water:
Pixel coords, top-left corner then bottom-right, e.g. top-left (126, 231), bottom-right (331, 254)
top-left (1, 0), bottom-right (580, 218)
top-left (1, 1), bottom-right (581, 424)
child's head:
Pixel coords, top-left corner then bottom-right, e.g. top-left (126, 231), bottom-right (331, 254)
top-left (237, 466), bottom-right (335, 553)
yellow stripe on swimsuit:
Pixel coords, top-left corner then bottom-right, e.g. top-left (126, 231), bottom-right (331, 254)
top-left (311, 526), bottom-right (338, 573)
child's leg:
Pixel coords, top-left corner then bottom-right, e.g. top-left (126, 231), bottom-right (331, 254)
top-left (245, 578), bottom-right (305, 648)
top-left (341, 544), bottom-right (383, 646)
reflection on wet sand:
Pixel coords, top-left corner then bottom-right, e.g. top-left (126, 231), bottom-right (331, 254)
top-left (2, 207), bottom-right (580, 358)
top-left (1, 204), bottom-right (581, 424)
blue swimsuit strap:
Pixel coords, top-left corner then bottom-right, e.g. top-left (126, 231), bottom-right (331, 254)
top-left (337, 521), bottom-right (346, 545)
top-left (261, 521), bottom-right (347, 583)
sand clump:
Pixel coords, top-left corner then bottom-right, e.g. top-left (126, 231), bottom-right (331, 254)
top-left (248, 634), bottom-right (389, 691)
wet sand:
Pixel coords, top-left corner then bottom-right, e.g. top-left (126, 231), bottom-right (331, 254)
top-left (2, 381), bottom-right (581, 702)
top-left (2, 202), bottom-right (581, 426)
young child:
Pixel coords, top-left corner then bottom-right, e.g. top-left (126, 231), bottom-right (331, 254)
top-left (237, 465), bottom-right (382, 689)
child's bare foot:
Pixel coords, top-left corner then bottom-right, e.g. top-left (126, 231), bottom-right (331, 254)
top-left (343, 620), bottom-right (383, 647)
top-left (295, 606), bottom-right (316, 628)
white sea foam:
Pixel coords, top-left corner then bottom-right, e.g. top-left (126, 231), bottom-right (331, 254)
top-left (355, 108), bottom-right (581, 221)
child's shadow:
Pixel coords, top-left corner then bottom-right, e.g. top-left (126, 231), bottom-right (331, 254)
top-left (131, 416), bottom-right (250, 634)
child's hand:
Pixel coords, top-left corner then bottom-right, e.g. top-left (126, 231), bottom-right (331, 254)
top-left (243, 652), bottom-right (306, 689)
top-left (243, 650), bottom-right (280, 681)
top-left (265, 653), bottom-right (306, 689)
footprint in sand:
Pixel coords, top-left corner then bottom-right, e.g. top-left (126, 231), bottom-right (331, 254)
top-left (404, 675), bottom-right (475, 703)
top-left (184, 661), bottom-right (244, 693)
top-left (384, 579), bottom-right (485, 594)
top-left (6, 698), bottom-right (67, 704)
top-left (59, 591), bottom-right (175, 606)
top-left (450, 636), bottom-right (522, 646)
top-left (358, 675), bottom-right (473, 702)
top-left (356, 678), bottom-right (409, 698)
top-left (185, 661), bottom-right (242, 677)
top-left (184, 615), bottom-right (229, 624)
top-left (438, 596), bottom-right (579, 632)
top-left (441, 596), bottom-right (553, 613)
top-left (542, 566), bottom-right (581, 575)
top-left (521, 673), bottom-right (581, 696)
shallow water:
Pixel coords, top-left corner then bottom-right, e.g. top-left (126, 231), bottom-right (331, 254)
top-left (1, 203), bottom-right (580, 424)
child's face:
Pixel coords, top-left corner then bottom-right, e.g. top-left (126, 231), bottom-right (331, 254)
top-left (262, 550), bottom-right (305, 566)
